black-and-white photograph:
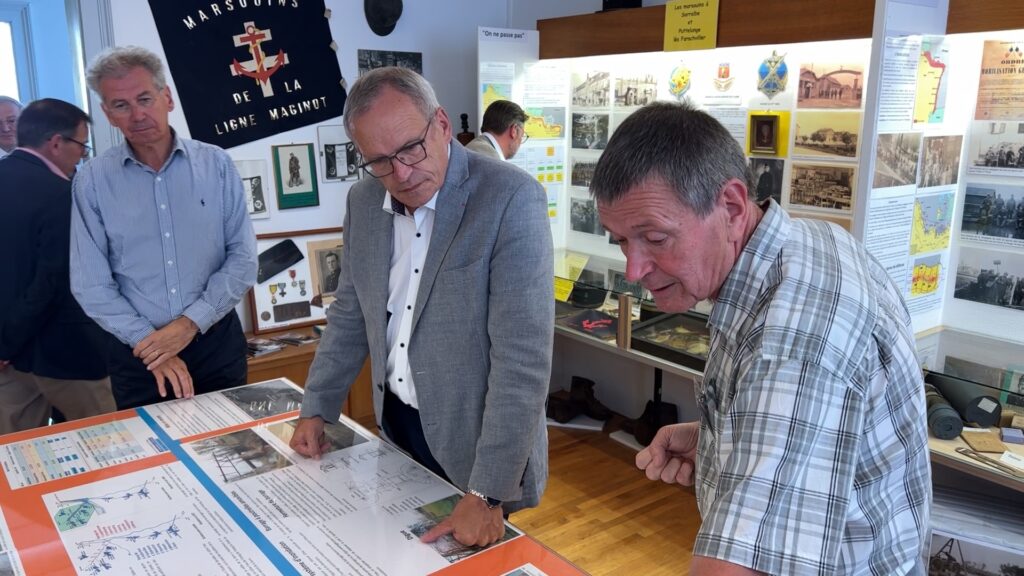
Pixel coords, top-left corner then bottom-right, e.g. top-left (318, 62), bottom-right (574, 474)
top-left (572, 71), bottom-right (610, 108)
top-left (918, 135), bottom-right (963, 188)
top-left (572, 113), bottom-right (609, 150)
top-left (306, 237), bottom-right (344, 301)
top-left (571, 157), bottom-right (598, 188)
top-left (570, 197), bottom-right (605, 236)
top-left (790, 164), bottom-right (855, 212)
top-left (357, 49), bottom-right (422, 76)
top-left (872, 132), bottom-right (921, 189)
top-left (797, 63), bottom-right (864, 109)
top-left (968, 120), bottom-right (1024, 176)
top-left (265, 419), bottom-right (367, 455)
top-left (794, 111), bottom-right (861, 160)
top-left (324, 142), bottom-right (360, 181)
top-left (614, 73), bottom-right (657, 107)
top-left (189, 429), bottom-right (292, 484)
top-left (221, 379), bottom-right (303, 419)
top-left (953, 245), bottom-right (1024, 310)
top-left (928, 533), bottom-right (1024, 576)
top-left (749, 158), bottom-right (784, 204)
top-left (961, 182), bottom-right (1024, 244)
top-left (234, 159), bottom-right (271, 219)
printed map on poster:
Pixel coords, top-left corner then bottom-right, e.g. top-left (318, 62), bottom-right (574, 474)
top-left (914, 36), bottom-right (949, 125)
top-left (910, 192), bottom-right (954, 254)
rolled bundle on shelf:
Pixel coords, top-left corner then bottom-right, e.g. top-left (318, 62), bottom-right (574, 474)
top-left (926, 372), bottom-right (1002, 429)
top-left (924, 383), bottom-right (963, 440)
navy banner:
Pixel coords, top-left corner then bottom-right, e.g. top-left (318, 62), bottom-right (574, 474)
top-left (147, 0), bottom-right (346, 148)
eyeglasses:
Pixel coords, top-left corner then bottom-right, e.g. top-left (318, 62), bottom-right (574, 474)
top-left (518, 124), bottom-right (529, 144)
top-left (105, 94), bottom-right (157, 118)
top-left (63, 135), bottom-right (92, 154)
top-left (358, 111), bottom-right (435, 178)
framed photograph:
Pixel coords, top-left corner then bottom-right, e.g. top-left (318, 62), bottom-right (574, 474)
top-left (249, 227), bottom-right (343, 334)
top-left (233, 159), bottom-right (271, 219)
top-left (272, 143), bottom-right (319, 209)
top-left (749, 114), bottom-right (779, 154)
top-left (316, 124), bottom-right (362, 183)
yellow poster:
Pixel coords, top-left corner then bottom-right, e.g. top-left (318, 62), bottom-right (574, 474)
top-left (663, 0), bottom-right (719, 52)
top-left (975, 40), bottom-right (1024, 120)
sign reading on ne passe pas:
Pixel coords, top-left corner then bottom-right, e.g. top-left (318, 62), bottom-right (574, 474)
top-left (147, 0), bottom-right (347, 149)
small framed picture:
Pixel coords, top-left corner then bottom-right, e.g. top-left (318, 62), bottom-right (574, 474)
top-left (233, 159), bottom-right (271, 220)
top-left (249, 227), bottom-right (343, 334)
top-left (317, 124), bottom-right (362, 183)
top-left (750, 114), bottom-right (779, 155)
top-left (272, 143), bottom-right (319, 209)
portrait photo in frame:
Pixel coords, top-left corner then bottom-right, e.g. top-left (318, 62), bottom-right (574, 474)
top-left (750, 114), bottom-right (780, 155)
top-left (272, 143), bottom-right (319, 209)
top-left (249, 227), bottom-right (343, 334)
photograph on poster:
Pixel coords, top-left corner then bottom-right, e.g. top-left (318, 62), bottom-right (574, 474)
top-left (789, 210), bottom-right (852, 232)
top-left (953, 245), bottom-right (1024, 310)
top-left (872, 132), bottom-right (921, 189)
top-left (570, 197), bottom-right (605, 236)
top-left (189, 429), bottom-right (292, 484)
top-left (910, 254), bottom-right (942, 297)
top-left (797, 62), bottom-right (864, 109)
top-left (919, 135), bottom-right (963, 188)
top-left (929, 533), bottom-right (1024, 574)
top-left (571, 71), bottom-right (610, 108)
top-left (571, 113), bottom-right (609, 150)
top-left (234, 159), bottom-right (270, 219)
top-left (571, 157), bottom-right (598, 188)
top-left (968, 120), bottom-right (1024, 175)
top-left (749, 114), bottom-right (779, 154)
top-left (250, 228), bottom-right (343, 334)
top-left (749, 158), bottom-right (784, 204)
top-left (790, 164), bottom-right (855, 212)
top-left (793, 111), bottom-right (861, 159)
top-left (961, 182), bottom-right (1024, 245)
top-left (911, 192), bottom-right (954, 254)
top-left (614, 73), bottom-right (657, 107)
top-left (272, 144), bottom-right (318, 209)
top-left (357, 49), bottom-right (422, 76)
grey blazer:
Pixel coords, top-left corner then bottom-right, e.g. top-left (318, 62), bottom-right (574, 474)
top-left (301, 142), bottom-right (554, 512)
top-left (464, 134), bottom-right (502, 160)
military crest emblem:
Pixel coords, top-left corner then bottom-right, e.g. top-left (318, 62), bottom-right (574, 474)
top-left (757, 51), bottom-right (788, 100)
top-left (714, 62), bottom-right (733, 92)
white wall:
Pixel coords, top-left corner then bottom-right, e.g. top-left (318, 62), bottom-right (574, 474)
top-left (508, 0), bottom-right (667, 31)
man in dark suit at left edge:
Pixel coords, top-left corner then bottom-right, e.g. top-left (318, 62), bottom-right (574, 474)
top-left (0, 98), bottom-right (115, 434)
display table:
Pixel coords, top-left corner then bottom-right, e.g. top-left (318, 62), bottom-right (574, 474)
top-left (0, 379), bottom-right (584, 576)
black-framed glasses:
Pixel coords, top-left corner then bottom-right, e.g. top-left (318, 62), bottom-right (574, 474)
top-left (358, 111), bottom-right (435, 178)
top-left (63, 135), bottom-right (92, 154)
top-left (518, 124), bottom-right (529, 144)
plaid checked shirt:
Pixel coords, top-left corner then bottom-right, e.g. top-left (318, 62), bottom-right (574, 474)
top-left (694, 201), bottom-right (931, 575)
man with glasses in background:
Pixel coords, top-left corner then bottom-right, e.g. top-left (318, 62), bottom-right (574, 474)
top-left (70, 46), bottom-right (256, 410)
top-left (0, 98), bottom-right (115, 434)
top-left (465, 99), bottom-right (529, 161)
top-left (290, 67), bottom-right (554, 548)
top-left (0, 95), bottom-right (22, 159)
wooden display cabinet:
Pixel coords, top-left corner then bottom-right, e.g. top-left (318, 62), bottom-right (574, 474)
top-left (246, 326), bottom-right (376, 429)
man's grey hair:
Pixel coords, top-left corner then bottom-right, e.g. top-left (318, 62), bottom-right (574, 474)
top-left (590, 101), bottom-right (754, 217)
top-left (0, 95), bottom-right (22, 111)
top-left (86, 46), bottom-right (168, 95)
top-left (343, 67), bottom-right (438, 135)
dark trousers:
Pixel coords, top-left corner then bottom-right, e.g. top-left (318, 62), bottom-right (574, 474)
top-left (107, 311), bottom-right (248, 410)
top-left (381, 387), bottom-right (450, 482)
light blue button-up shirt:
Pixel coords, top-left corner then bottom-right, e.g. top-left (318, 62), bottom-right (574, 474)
top-left (70, 135), bottom-right (257, 347)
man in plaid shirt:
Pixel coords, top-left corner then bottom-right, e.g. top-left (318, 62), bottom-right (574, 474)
top-left (592, 102), bottom-right (931, 575)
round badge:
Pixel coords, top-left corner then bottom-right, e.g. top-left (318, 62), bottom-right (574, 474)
top-left (261, 311), bottom-right (271, 321)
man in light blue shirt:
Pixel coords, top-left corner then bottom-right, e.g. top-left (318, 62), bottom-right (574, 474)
top-left (71, 46), bottom-right (257, 409)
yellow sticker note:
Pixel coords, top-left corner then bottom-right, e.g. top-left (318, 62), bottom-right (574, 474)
top-left (664, 0), bottom-right (719, 52)
top-left (554, 278), bottom-right (575, 302)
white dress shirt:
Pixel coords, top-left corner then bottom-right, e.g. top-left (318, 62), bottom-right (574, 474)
top-left (482, 132), bottom-right (505, 160)
top-left (383, 190), bottom-right (438, 408)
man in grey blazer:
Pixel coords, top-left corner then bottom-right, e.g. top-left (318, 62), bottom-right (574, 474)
top-left (464, 99), bottom-right (528, 161)
top-left (290, 68), bottom-right (554, 548)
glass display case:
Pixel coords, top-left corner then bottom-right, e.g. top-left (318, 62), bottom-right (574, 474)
top-left (629, 312), bottom-right (711, 373)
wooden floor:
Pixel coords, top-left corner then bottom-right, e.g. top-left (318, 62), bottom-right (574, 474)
top-left (510, 425), bottom-right (702, 576)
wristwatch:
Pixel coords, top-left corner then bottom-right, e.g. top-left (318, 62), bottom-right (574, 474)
top-left (467, 489), bottom-right (502, 509)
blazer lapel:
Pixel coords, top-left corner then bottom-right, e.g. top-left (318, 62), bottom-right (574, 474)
top-left (366, 194), bottom-right (393, 353)
top-left (411, 143), bottom-right (470, 332)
